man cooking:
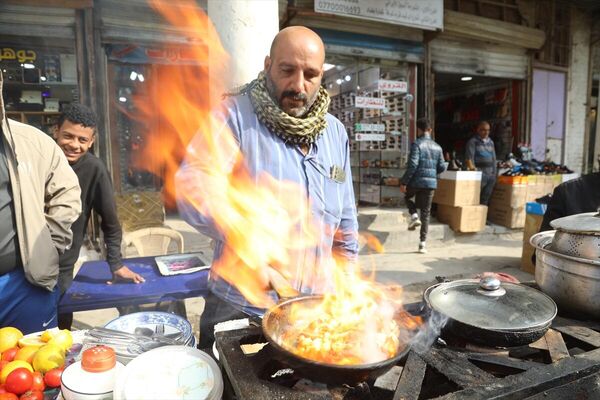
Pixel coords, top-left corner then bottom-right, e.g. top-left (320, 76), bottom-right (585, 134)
top-left (176, 26), bottom-right (358, 348)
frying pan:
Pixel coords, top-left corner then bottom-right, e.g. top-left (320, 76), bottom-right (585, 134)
top-left (261, 296), bottom-right (411, 385)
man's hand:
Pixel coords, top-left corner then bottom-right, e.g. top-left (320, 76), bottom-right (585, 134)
top-left (400, 184), bottom-right (407, 193)
top-left (107, 266), bottom-right (146, 285)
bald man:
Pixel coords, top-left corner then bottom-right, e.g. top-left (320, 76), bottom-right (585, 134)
top-left (177, 26), bottom-right (359, 348)
top-left (465, 121), bottom-right (497, 205)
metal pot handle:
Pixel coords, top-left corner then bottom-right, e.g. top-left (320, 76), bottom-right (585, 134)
top-left (477, 276), bottom-right (506, 297)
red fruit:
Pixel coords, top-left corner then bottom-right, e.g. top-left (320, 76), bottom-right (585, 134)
top-left (28, 374), bottom-right (43, 393)
top-left (0, 361), bottom-right (8, 371)
top-left (0, 386), bottom-right (6, 394)
top-left (4, 369), bottom-right (32, 395)
top-left (0, 393), bottom-right (18, 400)
top-left (0, 349), bottom-right (18, 363)
top-left (19, 391), bottom-right (43, 400)
top-left (42, 367), bottom-right (63, 388)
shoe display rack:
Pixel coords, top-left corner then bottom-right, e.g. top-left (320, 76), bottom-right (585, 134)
top-left (327, 65), bottom-right (410, 207)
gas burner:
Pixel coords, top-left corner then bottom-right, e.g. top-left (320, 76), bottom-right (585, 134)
top-left (214, 304), bottom-right (600, 400)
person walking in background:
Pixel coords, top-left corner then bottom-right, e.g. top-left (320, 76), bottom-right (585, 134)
top-left (465, 121), bottom-right (497, 205)
top-left (400, 118), bottom-right (446, 254)
top-left (53, 104), bottom-right (145, 329)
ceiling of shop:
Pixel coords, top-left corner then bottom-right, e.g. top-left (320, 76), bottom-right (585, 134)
top-left (434, 73), bottom-right (509, 99)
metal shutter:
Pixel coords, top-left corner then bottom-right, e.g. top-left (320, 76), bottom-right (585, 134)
top-left (430, 38), bottom-right (529, 80)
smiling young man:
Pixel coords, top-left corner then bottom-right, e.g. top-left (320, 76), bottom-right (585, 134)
top-left (54, 104), bottom-right (144, 329)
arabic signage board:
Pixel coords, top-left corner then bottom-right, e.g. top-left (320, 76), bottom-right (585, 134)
top-left (355, 133), bottom-right (386, 141)
top-left (378, 79), bottom-right (408, 93)
top-left (314, 0), bottom-right (443, 31)
top-left (355, 123), bottom-right (385, 132)
top-left (355, 96), bottom-right (386, 109)
top-left (0, 48), bottom-right (37, 63)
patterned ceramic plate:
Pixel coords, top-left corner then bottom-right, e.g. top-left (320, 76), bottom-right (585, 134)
top-left (113, 346), bottom-right (222, 400)
top-left (104, 311), bottom-right (193, 345)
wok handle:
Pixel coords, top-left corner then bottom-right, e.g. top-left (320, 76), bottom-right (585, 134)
top-left (267, 266), bottom-right (299, 300)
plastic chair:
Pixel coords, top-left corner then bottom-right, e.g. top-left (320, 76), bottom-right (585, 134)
top-left (122, 227), bottom-right (184, 257)
top-left (120, 226), bottom-right (187, 317)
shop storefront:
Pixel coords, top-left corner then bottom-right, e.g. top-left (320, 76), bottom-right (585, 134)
top-left (431, 37), bottom-right (528, 162)
top-left (428, 10), bottom-right (546, 164)
top-left (318, 30), bottom-right (423, 207)
top-left (0, 4), bottom-right (81, 136)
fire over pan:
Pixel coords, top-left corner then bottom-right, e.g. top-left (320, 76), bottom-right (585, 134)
top-left (261, 296), bottom-right (412, 385)
top-left (423, 277), bottom-right (557, 347)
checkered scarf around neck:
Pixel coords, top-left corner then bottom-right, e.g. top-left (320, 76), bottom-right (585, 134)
top-left (229, 71), bottom-right (330, 145)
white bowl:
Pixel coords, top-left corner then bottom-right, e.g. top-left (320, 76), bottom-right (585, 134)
top-left (61, 361), bottom-right (124, 400)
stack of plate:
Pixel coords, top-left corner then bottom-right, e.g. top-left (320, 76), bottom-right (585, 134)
top-left (102, 312), bottom-right (195, 363)
top-left (113, 346), bottom-right (223, 400)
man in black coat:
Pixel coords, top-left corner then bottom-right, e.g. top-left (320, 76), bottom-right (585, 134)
top-left (53, 104), bottom-right (145, 329)
top-left (540, 172), bottom-right (600, 231)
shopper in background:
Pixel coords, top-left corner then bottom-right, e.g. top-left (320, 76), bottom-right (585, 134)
top-left (465, 121), bottom-right (497, 205)
top-left (0, 72), bottom-right (81, 334)
top-left (400, 118), bottom-right (446, 254)
top-left (53, 104), bottom-right (144, 329)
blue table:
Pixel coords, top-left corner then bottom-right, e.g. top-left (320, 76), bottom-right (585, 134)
top-left (58, 255), bottom-right (210, 313)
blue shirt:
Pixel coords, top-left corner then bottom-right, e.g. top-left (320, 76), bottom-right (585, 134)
top-left (465, 135), bottom-right (497, 175)
top-left (176, 94), bottom-right (358, 314)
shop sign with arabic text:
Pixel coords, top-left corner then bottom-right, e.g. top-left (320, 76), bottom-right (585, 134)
top-left (355, 96), bottom-right (386, 109)
top-left (315, 0), bottom-right (443, 31)
top-left (0, 48), bottom-right (37, 63)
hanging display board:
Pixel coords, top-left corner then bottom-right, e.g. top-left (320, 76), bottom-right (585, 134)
top-left (355, 123), bottom-right (385, 132)
top-left (355, 96), bottom-right (386, 109)
top-left (314, 0), bottom-right (443, 31)
top-left (355, 133), bottom-right (386, 142)
top-left (378, 79), bottom-right (407, 93)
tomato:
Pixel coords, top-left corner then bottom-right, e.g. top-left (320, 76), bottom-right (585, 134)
top-left (0, 386), bottom-right (6, 394)
top-left (4, 369), bottom-right (32, 395)
top-left (27, 374), bottom-right (42, 394)
top-left (42, 367), bottom-right (63, 388)
top-left (0, 349), bottom-right (18, 363)
top-left (19, 391), bottom-right (42, 400)
top-left (0, 393), bottom-right (18, 400)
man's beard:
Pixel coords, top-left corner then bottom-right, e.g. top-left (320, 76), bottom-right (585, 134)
top-left (265, 73), bottom-right (319, 118)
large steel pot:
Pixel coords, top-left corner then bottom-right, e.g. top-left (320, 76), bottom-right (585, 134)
top-left (262, 296), bottom-right (412, 384)
top-left (549, 211), bottom-right (600, 260)
top-left (531, 230), bottom-right (600, 318)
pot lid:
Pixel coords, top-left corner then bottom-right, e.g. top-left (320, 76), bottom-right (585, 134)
top-left (550, 210), bottom-right (600, 234)
top-left (426, 277), bottom-right (557, 332)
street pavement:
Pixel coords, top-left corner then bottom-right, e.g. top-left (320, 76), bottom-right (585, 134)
top-left (71, 217), bottom-right (532, 338)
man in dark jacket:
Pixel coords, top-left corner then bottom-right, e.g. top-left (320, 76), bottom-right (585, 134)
top-left (400, 118), bottom-right (446, 253)
top-left (53, 104), bottom-right (144, 329)
top-left (540, 172), bottom-right (600, 231)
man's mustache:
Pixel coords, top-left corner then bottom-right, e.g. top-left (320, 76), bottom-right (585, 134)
top-left (281, 91), bottom-right (307, 102)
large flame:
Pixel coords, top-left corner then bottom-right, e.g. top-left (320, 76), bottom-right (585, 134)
top-left (134, 0), bottom-right (421, 365)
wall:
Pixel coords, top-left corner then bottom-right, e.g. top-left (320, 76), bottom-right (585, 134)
top-left (208, 0), bottom-right (279, 89)
top-left (564, 6), bottom-right (592, 172)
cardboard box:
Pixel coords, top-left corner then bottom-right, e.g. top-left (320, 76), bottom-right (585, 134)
top-left (433, 171), bottom-right (482, 206)
top-left (488, 203), bottom-right (526, 228)
top-left (437, 204), bottom-right (488, 233)
top-left (489, 183), bottom-right (527, 208)
top-left (521, 212), bottom-right (544, 274)
top-left (525, 183), bottom-right (545, 202)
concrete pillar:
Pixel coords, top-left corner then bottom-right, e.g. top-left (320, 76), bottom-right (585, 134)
top-left (208, 0), bottom-right (279, 88)
top-left (564, 6), bottom-right (591, 172)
